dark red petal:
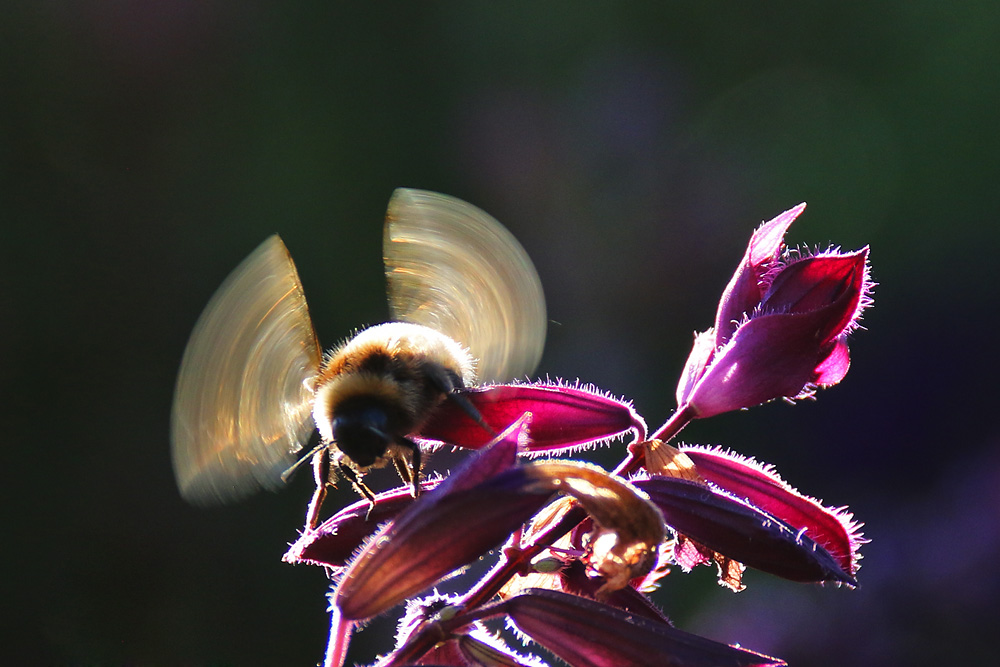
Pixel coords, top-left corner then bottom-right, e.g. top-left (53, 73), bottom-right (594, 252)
top-left (503, 588), bottom-right (785, 667)
top-left (420, 384), bottom-right (646, 452)
top-left (284, 481), bottom-right (434, 569)
top-left (333, 465), bottom-right (555, 620)
top-left (812, 336), bottom-right (851, 387)
top-left (714, 204), bottom-right (804, 347)
top-left (675, 330), bottom-right (716, 408)
top-left (761, 249), bottom-right (869, 342)
top-left (432, 413), bottom-right (524, 494)
top-left (635, 477), bottom-right (855, 585)
top-left (683, 308), bottom-right (845, 418)
top-left (682, 447), bottom-right (864, 577)
top-left (287, 417), bottom-right (526, 570)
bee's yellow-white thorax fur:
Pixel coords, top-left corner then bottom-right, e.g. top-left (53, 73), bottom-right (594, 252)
top-left (311, 322), bottom-right (475, 443)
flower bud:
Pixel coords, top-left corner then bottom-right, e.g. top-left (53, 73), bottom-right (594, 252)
top-left (635, 476), bottom-right (855, 586)
top-left (682, 445), bottom-right (865, 578)
top-left (677, 204), bottom-right (873, 417)
top-left (419, 383), bottom-right (646, 451)
top-left (502, 588), bottom-right (785, 667)
top-left (332, 419), bottom-right (555, 620)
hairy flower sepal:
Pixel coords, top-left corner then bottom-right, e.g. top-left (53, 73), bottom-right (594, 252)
top-left (331, 453), bottom-right (666, 622)
top-left (682, 446), bottom-right (865, 578)
top-left (634, 476), bottom-right (855, 586)
top-left (419, 383), bottom-right (647, 452)
top-left (676, 205), bottom-right (872, 418)
top-left (498, 588), bottom-right (785, 667)
top-left (331, 416), bottom-right (551, 621)
top-left (284, 480), bottom-right (441, 569)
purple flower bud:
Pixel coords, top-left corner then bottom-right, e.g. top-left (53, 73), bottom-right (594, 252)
top-left (502, 588), bottom-right (785, 667)
top-left (332, 420), bottom-right (556, 620)
top-left (714, 203), bottom-right (805, 345)
top-left (635, 476), bottom-right (855, 586)
top-left (682, 446), bottom-right (865, 578)
top-left (677, 205), bottom-right (873, 417)
top-left (288, 415), bottom-right (526, 570)
top-left (419, 383), bottom-right (646, 452)
top-left (283, 481), bottom-right (436, 569)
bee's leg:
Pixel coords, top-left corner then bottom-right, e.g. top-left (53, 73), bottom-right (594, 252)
top-left (393, 436), bottom-right (423, 499)
top-left (393, 455), bottom-right (412, 488)
top-left (338, 462), bottom-right (377, 519)
top-left (305, 446), bottom-right (331, 530)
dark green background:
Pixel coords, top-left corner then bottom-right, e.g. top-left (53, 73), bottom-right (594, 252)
top-left (4, 2), bottom-right (998, 665)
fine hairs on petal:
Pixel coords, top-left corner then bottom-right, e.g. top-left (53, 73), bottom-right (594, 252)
top-left (491, 376), bottom-right (648, 455)
top-left (787, 244), bottom-right (875, 331)
top-left (394, 591), bottom-right (461, 648)
top-left (753, 244), bottom-right (873, 336)
top-left (505, 375), bottom-right (648, 434)
top-left (681, 444), bottom-right (867, 576)
top-left (418, 378), bottom-right (648, 455)
top-left (501, 376), bottom-right (645, 417)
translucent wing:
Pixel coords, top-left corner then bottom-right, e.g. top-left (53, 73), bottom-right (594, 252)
top-left (171, 235), bottom-right (322, 504)
top-left (384, 189), bottom-right (546, 382)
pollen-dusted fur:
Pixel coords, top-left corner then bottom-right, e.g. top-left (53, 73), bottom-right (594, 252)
top-left (311, 321), bottom-right (476, 456)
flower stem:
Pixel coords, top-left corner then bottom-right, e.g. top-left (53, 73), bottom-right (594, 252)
top-left (650, 403), bottom-right (696, 443)
top-left (387, 504), bottom-right (588, 664)
top-left (613, 405), bottom-right (696, 478)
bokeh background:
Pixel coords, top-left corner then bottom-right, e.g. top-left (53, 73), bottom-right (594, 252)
top-left (4, 2), bottom-right (999, 665)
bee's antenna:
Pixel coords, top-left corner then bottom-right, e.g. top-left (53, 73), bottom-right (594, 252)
top-left (447, 390), bottom-right (497, 438)
top-left (281, 441), bottom-right (328, 484)
top-left (426, 365), bottom-right (497, 438)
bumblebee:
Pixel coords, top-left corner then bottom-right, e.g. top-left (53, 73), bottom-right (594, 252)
top-left (170, 189), bottom-right (546, 526)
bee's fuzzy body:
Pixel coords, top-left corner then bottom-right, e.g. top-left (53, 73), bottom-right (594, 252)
top-left (311, 322), bottom-right (475, 474)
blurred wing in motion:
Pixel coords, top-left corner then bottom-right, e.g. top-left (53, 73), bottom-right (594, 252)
top-left (384, 189), bottom-right (547, 382)
top-left (171, 235), bottom-right (322, 504)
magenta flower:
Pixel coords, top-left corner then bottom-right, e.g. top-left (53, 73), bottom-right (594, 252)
top-left (311, 411), bottom-right (670, 664)
top-left (323, 425), bottom-right (664, 622)
top-left (675, 204), bottom-right (873, 418)
top-left (322, 417), bottom-right (544, 620)
top-left (260, 200), bottom-right (874, 666)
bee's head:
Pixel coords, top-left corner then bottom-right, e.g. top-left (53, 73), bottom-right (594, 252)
top-left (331, 400), bottom-right (392, 468)
top-left (313, 370), bottom-right (401, 437)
